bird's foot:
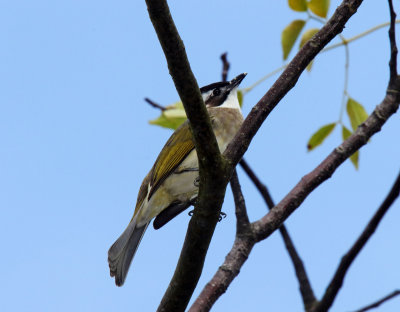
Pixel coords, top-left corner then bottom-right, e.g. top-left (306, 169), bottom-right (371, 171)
top-left (188, 210), bottom-right (226, 221)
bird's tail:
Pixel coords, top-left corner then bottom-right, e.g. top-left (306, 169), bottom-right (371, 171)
top-left (108, 218), bottom-right (149, 286)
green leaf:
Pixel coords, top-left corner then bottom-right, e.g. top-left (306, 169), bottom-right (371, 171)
top-left (237, 89), bottom-right (244, 107)
top-left (342, 126), bottom-right (359, 169)
top-left (281, 20), bottom-right (306, 60)
top-left (149, 101), bottom-right (187, 130)
top-left (346, 97), bottom-right (368, 131)
top-left (307, 123), bottom-right (336, 151)
top-left (288, 0), bottom-right (307, 11)
top-left (299, 28), bottom-right (319, 48)
top-left (307, 0), bottom-right (330, 18)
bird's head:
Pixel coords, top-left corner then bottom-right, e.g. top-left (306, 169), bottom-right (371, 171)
top-left (200, 73), bottom-right (247, 109)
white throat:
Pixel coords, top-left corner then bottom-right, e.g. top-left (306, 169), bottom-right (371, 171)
top-left (220, 88), bottom-right (241, 110)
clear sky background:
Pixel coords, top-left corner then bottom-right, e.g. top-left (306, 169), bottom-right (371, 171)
top-left (1, 1), bottom-right (400, 311)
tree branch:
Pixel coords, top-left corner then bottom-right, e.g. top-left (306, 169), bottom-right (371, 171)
top-left (230, 169), bottom-right (251, 234)
top-left (220, 52), bottom-right (230, 82)
top-left (145, 1), bottom-right (231, 311)
top-left (253, 76), bottom-right (400, 240)
top-left (223, 0), bottom-right (364, 166)
top-left (144, 97), bottom-right (166, 111)
top-left (312, 170), bottom-right (400, 312)
top-left (190, 170), bottom-right (253, 312)
top-left (388, 0), bottom-right (398, 84)
top-left (351, 290), bottom-right (400, 312)
top-left (239, 159), bottom-right (317, 310)
top-left (146, 0), bottom-right (398, 311)
top-left (188, 233), bottom-right (256, 312)
top-left (145, 0), bottom-right (223, 169)
top-left (191, 82), bottom-right (400, 310)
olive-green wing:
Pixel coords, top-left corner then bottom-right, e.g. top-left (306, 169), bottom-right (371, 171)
top-left (134, 171), bottom-right (151, 215)
top-left (148, 120), bottom-right (195, 200)
top-left (133, 121), bottom-right (194, 215)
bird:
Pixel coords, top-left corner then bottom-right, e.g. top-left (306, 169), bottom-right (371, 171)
top-left (108, 73), bottom-right (247, 286)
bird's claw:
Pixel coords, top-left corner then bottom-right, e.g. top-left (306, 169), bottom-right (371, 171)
top-left (218, 212), bottom-right (227, 222)
top-left (188, 210), bottom-right (226, 221)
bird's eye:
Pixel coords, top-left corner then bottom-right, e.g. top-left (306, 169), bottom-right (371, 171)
top-left (213, 88), bottom-right (221, 96)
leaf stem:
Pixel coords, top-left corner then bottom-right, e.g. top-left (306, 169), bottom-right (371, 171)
top-left (338, 34), bottom-right (350, 123)
top-left (323, 21), bottom-right (400, 52)
top-left (244, 21), bottom-right (399, 95)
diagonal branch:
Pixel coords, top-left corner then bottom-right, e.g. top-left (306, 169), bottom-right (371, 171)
top-left (239, 159), bottom-right (317, 310)
top-left (351, 289), bottom-right (400, 312)
top-left (312, 170), bottom-right (400, 312)
top-left (230, 169), bottom-right (251, 234)
top-left (224, 0), bottom-right (364, 166)
top-left (144, 97), bottom-right (166, 111)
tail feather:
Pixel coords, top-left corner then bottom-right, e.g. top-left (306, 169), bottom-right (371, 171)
top-left (108, 220), bottom-right (149, 286)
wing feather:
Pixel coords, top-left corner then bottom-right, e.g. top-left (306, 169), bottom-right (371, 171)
top-left (148, 121), bottom-right (195, 200)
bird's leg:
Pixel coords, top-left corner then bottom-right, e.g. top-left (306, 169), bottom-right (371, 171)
top-left (187, 196), bottom-right (197, 217)
top-left (187, 196), bottom-right (227, 222)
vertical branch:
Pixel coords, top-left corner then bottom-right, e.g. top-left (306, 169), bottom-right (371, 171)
top-left (388, 0), bottom-right (398, 84)
top-left (230, 169), bottom-right (251, 234)
top-left (220, 53), bottom-right (230, 82)
top-left (220, 53), bottom-right (250, 234)
top-left (145, 1), bottom-right (230, 311)
top-left (239, 159), bottom-right (317, 310)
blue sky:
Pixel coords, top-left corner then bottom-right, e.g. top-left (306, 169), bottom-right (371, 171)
top-left (1, 1), bottom-right (400, 311)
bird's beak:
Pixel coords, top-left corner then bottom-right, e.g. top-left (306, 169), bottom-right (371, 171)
top-left (228, 73), bottom-right (247, 90)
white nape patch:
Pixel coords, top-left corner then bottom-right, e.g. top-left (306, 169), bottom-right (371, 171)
top-left (220, 88), bottom-right (241, 110)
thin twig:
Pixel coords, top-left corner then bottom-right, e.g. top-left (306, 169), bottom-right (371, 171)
top-left (239, 159), bottom-right (317, 310)
top-left (230, 169), bottom-right (251, 234)
top-left (221, 54), bottom-right (251, 234)
top-left (239, 159), bottom-right (275, 209)
top-left (144, 97), bottom-right (166, 111)
top-left (388, 0), bottom-right (398, 84)
top-left (351, 289), bottom-right (400, 312)
top-left (312, 170), bottom-right (400, 312)
top-left (338, 34), bottom-right (350, 123)
top-left (322, 21), bottom-right (400, 53)
top-left (220, 53), bottom-right (230, 82)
